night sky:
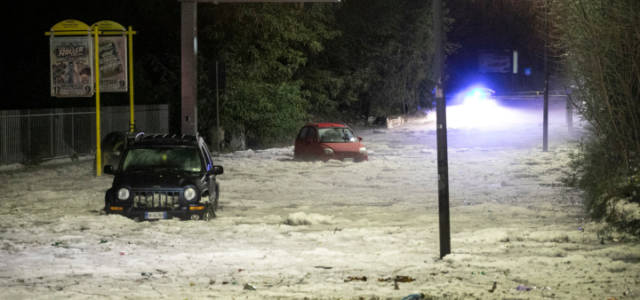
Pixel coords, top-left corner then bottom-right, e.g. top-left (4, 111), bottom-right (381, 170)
top-left (3, 0), bottom-right (180, 110)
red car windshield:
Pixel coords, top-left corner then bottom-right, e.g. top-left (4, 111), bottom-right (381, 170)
top-left (318, 127), bottom-right (357, 143)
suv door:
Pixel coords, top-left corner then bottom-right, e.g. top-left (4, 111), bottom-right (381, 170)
top-left (198, 137), bottom-right (214, 172)
top-left (199, 138), bottom-right (219, 211)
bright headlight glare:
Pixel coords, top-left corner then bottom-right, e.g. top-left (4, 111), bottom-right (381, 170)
top-left (117, 188), bottom-right (130, 200)
top-left (323, 148), bottom-right (334, 155)
top-left (184, 187), bottom-right (197, 201)
top-left (359, 147), bottom-right (367, 154)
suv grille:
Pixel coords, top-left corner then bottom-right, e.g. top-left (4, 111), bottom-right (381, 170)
top-left (133, 190), bottom-right (181, 209)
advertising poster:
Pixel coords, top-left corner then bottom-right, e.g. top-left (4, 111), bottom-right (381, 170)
top-left (478, 52), bottom-right (511, 73)
top-left (50, 36), bottom-right (94, 97)
top-left (99, 36), bottom-right (128, 92)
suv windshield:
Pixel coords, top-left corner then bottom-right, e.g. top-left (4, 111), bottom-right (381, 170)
top-left (122, 147), bottom-right (202, 172)
top-left (318, 127), bottom-right (357, 143)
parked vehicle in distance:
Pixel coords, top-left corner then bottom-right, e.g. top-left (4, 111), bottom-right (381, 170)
top-left (294, 123), bottom-right (368, 162)
top-left (103, 132), bottom-right (223, 221)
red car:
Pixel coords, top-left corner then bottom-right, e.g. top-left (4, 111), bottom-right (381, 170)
top-left (294, 123), bottom-right (368, 162)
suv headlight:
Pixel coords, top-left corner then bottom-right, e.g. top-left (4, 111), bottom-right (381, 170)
top-left (323, 147), bottom-right (334, 155)
top-left (184, 187), bottom-right (197, 201)
top-left (117, 187), bottom-right (130, 200)
top-left (359, 147), bottom-right (367, 154)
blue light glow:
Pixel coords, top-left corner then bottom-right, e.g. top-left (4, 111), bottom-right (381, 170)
top-left (440, 84), bottom-right (515, 129)
top-left (450, 84), bottom-right (497, 108)
top-left (425, 83), bottom-right (543, 130)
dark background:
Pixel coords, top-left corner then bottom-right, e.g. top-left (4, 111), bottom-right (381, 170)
top-left (3, 0), bottom-right (181, 110)
top-left (2, 0), bottom-right (544, 110)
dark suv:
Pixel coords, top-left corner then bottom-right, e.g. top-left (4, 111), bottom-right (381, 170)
top-left (103, 133), bottom-right (223, 221)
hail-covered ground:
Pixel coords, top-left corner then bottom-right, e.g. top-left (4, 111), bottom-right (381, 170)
top-left (1, 98), bottom-right (639, 299)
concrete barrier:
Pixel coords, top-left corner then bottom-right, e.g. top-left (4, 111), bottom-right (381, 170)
top-left (386, 115), bottom-right (406, 128)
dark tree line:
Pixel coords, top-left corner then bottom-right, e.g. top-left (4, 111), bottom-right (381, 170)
top-left (196, 1), bottom-right (438, 147)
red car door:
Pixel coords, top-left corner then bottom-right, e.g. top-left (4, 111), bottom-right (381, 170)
top-left (306, 127), bottom-right (324, 158)
top-left (295, 126), bottom-right (313, 159)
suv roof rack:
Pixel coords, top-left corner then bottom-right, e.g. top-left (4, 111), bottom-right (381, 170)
top-left (123, 132), bottom-right (200, 147)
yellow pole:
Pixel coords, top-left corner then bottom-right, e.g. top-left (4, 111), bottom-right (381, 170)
top-left (128, 26), bottom-right (135, 132)
top-left (94, 27), bottom-right (102, 176)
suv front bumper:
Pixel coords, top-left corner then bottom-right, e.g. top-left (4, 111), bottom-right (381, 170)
top-left (106, 204), bottom-right (209, 221)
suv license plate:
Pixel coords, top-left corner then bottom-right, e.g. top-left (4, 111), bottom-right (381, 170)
top-left (145, 212), bottom-right (167, 220)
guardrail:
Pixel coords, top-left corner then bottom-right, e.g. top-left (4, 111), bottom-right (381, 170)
top-left (0, 104), bottom-right (168, 165)
top-left (492, 90), bottom-right (569, 99)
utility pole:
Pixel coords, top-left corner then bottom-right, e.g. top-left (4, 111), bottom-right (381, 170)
top-left (542, 0), bottom-right (549, 152)
top-left (216, 61), bottom-right (221, 152)
top-left (181, 0), bottom-right (198, 135)
top-left (566, 95), bottom-right (573, 134)
top-left (432, 0), bottom-right (450, 259)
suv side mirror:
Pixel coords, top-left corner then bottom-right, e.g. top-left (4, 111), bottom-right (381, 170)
top-left (104, 165), bottom-right (115, 175)
top-left (212, 165), bottom-right (224, 175)
top-left (358, 136), bottom-right (363, 141)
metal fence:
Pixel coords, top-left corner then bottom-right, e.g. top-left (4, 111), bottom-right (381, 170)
top-left (0, 104), bottom-right (168, 165)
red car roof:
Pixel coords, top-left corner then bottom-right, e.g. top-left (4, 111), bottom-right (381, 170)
top-left (308, 122), bottom-right (347, 128)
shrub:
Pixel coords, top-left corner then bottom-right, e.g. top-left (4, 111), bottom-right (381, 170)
top-left (552, 0), bottom-right (640, 236)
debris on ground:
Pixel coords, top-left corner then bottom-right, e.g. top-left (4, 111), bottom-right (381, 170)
top-left (243, 283), bottom-right (256, 290)
top-left (541, 286), bottom-right (554, 298)
top-left (488, 281), bottom-right (497, 293)
top-left (401, 293), bottom-right (425, 300)
top-left (516, 284), bottom-right (532, 291)
top-left (344, 276), bottom-right (367, 282)
top-left (51, 241), bottom-right (67, 248)
top-left (376, 275), bottom-right (416, 289)
top-left (378, 275), bottom-right (415, 283)
top-left (314, 266), bottom-right (333, 269)
top-left (155, 269), bottom-right (167, 275)
top-left (394, 275), bottom-right (415, 283)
